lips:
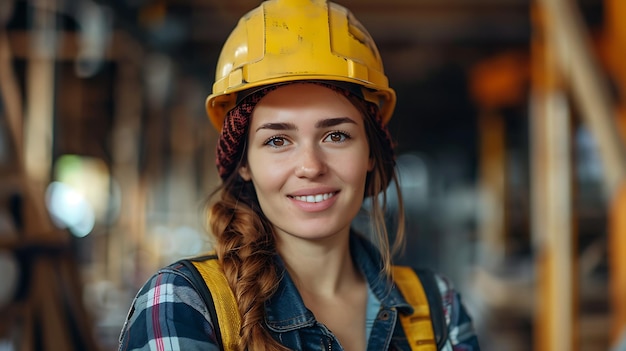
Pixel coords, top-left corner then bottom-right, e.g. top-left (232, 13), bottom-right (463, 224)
top-left (291, 192), bottom-right (336, 203)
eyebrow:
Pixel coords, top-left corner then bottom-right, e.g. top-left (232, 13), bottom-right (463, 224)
top-left (315, 117), bottom-right (357, 128)
top-left (255, 117), bottom-right (357, 133)
top-left (255, 122), bottom-right (297, 132)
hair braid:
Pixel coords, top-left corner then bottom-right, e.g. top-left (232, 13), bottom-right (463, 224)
top-left (208, 178), bottom-right (289, 351)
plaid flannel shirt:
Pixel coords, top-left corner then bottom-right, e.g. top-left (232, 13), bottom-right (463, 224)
top-left (119, 242), bottom-right (479, 351)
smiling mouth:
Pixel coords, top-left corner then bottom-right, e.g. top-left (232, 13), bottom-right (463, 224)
top-left (290, 192), bottom-right (337, 203)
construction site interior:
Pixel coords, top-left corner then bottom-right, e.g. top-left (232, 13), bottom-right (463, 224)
top-left (1, 0), bottom-right (626, 350)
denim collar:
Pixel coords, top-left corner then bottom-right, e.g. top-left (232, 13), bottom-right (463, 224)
top-left (263, 231), bottom-right (412, 332)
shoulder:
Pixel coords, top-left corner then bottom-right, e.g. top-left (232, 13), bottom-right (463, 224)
top-left (429, 272), bottom-right (481, 351)
top-left (118, 262), bottom-right (219, 351)
top-left (131, 262), bottom-right (213, 319)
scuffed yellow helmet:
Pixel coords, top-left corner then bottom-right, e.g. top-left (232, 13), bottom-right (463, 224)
top-left (205, 0), bottom-right (396, 131)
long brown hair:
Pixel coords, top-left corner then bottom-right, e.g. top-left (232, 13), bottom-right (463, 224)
top-left (207, 89), bottom-right (405, 351)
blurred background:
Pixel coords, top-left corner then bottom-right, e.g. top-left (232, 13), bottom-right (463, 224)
top-left (1, 0), bottom-right (625, 350)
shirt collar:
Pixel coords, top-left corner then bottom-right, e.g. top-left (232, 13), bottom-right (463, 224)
top-left (263, 231), bottom-right (412, 332)
top-left (349, 231), bottom-right (412, 312)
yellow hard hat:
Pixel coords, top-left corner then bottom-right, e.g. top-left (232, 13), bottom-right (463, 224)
top-left (205, 0), bottom-right (396, 131)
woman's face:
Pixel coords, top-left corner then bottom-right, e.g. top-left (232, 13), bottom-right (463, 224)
top-left (239, 83), bottom-right (373, 245)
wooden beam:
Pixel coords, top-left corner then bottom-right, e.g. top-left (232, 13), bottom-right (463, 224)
top-left (23, 0), bottom-right (57, 190)
top-left (604, 0), bottom-right (626, 345)
top-left (610, 181), bottom-right (626, 344)
top-left (7, 30), bottom-right (144, 64)
top-left (108, 60), bottom-right (145, 286)
top-left (0, 31), bottom-right (24, 165)
top-left (469, 51), bottom-right (531, 266)
top-left (530, 4), bottom-right (577, 350)
top-left (477, 112), bottom-right (507, 265)
top-left (537, 0), bottom-right (626, 200)
top-left (605, 0), bottom-right (626, 96)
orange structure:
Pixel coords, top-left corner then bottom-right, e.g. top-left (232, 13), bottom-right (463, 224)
top-left (605, 0), bottom-right (626, 345)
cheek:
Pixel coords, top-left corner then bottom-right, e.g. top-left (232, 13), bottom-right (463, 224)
top-left (246, 158), bottom-right (287, 190)
top-left (341, 153), bottom-right (372, 181)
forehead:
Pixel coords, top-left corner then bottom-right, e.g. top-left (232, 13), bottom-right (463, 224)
top-left (250, 83), bottom-right (362, 123)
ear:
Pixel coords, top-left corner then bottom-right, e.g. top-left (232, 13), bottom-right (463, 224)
top-left (238, 164), bottom-right (252, 181)
top-left (367, 156), bottom-right (375, 172)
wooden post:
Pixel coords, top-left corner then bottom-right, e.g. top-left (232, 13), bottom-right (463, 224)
top-left (605, 0), bottom-right (626, 344)
top-left (0, 30), bottom-right (24, 164)
top-left (537, 0), bottom-right (626, 198)
top-left (23, 0), bottom-right (57, 190)
top-left (470, 52), bottom-right (529, 267)
top-left (477, 112), bottom-right (507, 265)
top-left (530, 4), bottom-right (577, 351)
top-left (109, 33), bottom-right (146, 287)
top-left (609, 181), bottom-right (626, 344)
top-left (605, 0), bottom-right (626, 97)
top-left (2, 2), bottom-right (103, 350)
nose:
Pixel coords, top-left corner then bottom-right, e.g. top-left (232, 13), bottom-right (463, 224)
top-left (294, 145), bottom-right (327, 178)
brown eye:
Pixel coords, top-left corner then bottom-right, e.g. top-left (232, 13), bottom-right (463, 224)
top-left (265, 136), bottom-right (290, 148)
top-left (324, 132), bottom-right (349, 143)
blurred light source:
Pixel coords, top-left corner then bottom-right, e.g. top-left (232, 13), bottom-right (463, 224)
top-left (46, 181), bottom-right (95, 237)
top-left (44, 155), bottom-right (115, 237)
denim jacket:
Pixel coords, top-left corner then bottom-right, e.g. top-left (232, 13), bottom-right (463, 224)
top-left (263, 233), bottom-right (479, 350)
top-left (265, 233), bottom-right (411, 350)
top-left (118, 232), bottom-right (480, 351)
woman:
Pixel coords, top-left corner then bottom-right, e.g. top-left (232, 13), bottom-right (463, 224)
top-left (119, 0), bottom-right (480, 350)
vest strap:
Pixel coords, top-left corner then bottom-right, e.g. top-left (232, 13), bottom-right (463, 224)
top-left (190, 258), bottom-right (241, 350)
top-left (393, 266), bottom-right (438, 351)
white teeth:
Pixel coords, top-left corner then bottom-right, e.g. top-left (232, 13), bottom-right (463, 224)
top-left (294, 192), bottom-right (335, 203)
